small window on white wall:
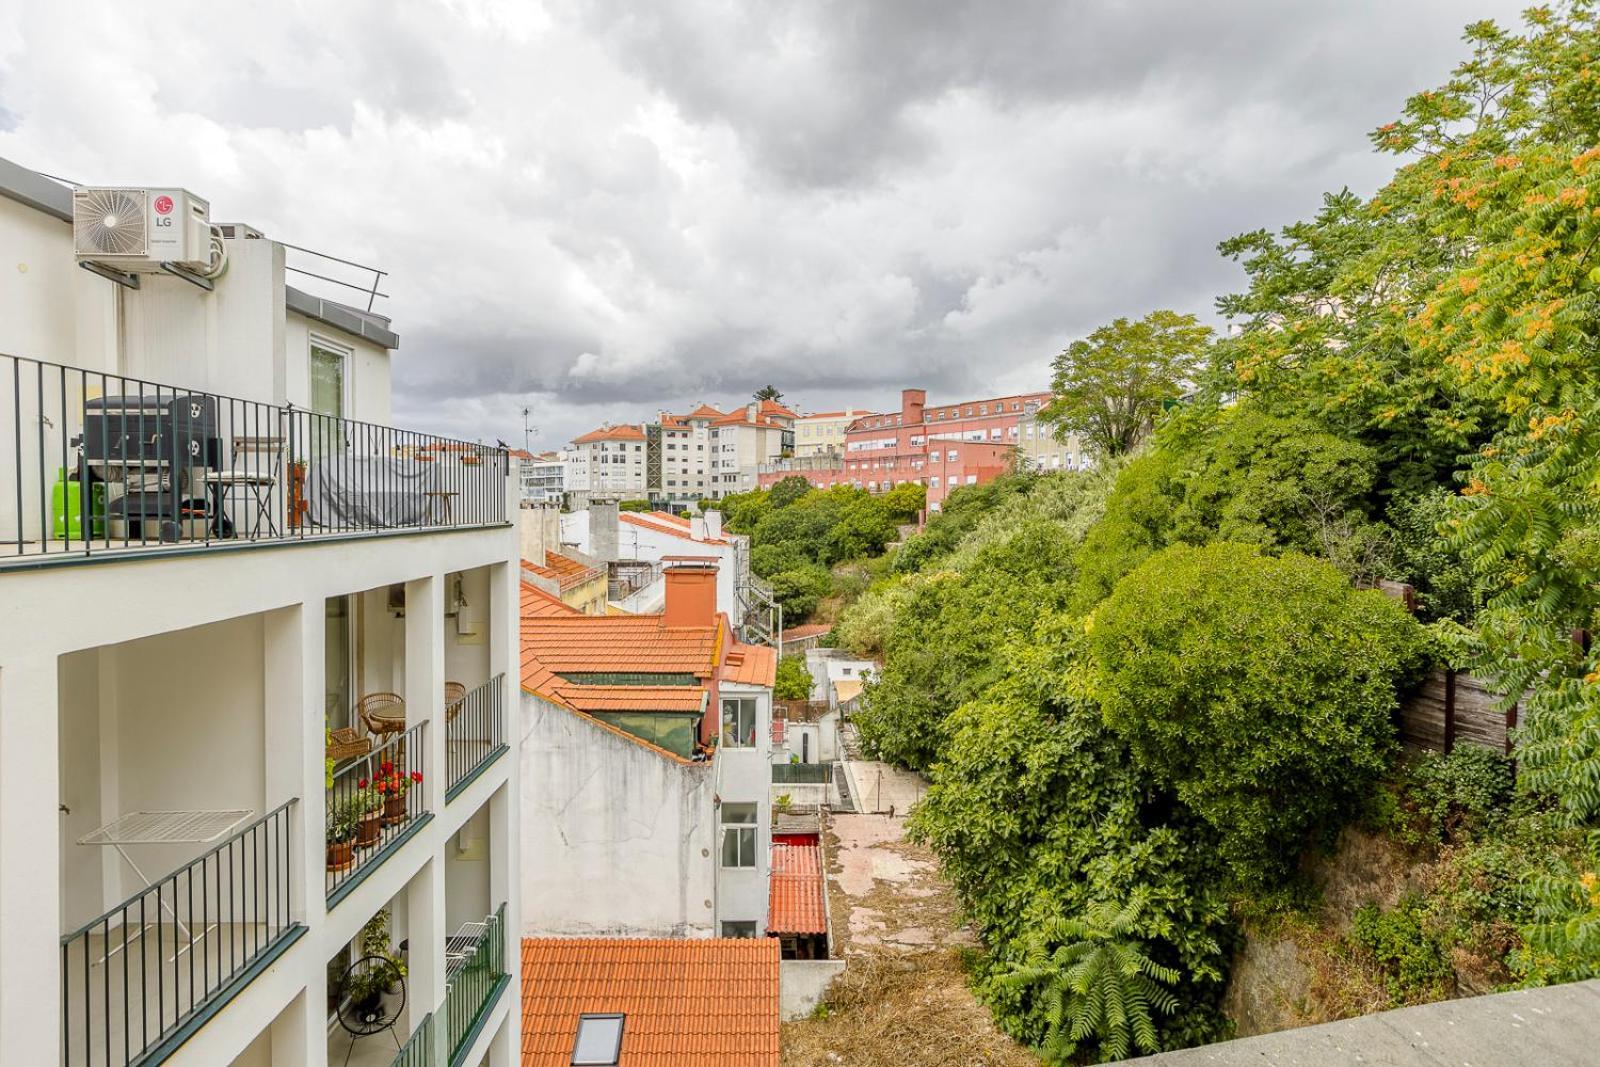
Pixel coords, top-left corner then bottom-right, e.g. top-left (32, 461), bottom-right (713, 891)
top-left (309, 341), bottom-right (348, 419)
top-left (721, 802), bottom-right (757, 867)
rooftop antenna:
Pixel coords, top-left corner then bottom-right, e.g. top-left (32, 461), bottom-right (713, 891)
top-left (522, 406), bottom-right (534, 453)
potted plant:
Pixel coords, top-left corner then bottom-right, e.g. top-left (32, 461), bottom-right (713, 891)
top-left (343, 962), bottom-right (392, 1019)
top-left (373, 761), bottom-right (423, 826)
top-left (360, 908), bottom-right (408, 994)
top-left (352, 780), bottom-right (383, 848)
top-left (326, 799), bottom-right (360, 872)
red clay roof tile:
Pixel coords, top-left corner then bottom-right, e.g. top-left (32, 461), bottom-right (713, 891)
top-left (521, 938), bottom-right (780, 1066)
top-left (767, 844), bottom-right (827, 935)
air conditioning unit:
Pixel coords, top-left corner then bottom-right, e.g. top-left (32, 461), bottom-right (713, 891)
top-left (72, 187), bottom-right (213, 269)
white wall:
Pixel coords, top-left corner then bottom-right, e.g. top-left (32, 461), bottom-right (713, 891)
top-left (0, 195), bottom-right (117, 371)
top-left (779, 959), bottom-right (846, 1021)
top-left (714, 683), bottom-right (772, 934)
top-left (445, 803), bottom-right (492, 932)
top-left (519, 694), bottom-right (717, 938)
top-left (283, 313), bottom-right (390, 423)
top-left (564, 510), bottom-right (739, 619)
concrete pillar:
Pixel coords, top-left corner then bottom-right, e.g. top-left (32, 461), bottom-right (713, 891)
top-left (489, 1010), bottom-right (518, 1067)
top-left (264, 602), bottom-right (320, 924)
top-left (589, 501), bottom-right (619, 563)
top-left (405, 574), bottom-right (444, 814)
top-left (269, 981), bottom-right (328, 1067)
top-left (405, 855), bottom-right (446, 1037)
top-left (0, 658), bottom-right (62, 1067)
top-left (488, 554), bottom-right (523, 1028)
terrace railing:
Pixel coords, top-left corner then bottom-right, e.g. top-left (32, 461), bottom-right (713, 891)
top-left (327, 722), bottom-right (429, 903)
top-left (60, 801), bottom-right (298, 1067)
top-left (444, 904), bottom-right (508, 1066)
top-left (446, 675), bottom-right (507, 801)
top-left (772, 762), bottom-right (834, 785)
top-left (2, 353), bottom-right (508, 566)
top-left (386, 903), bottom-right (508, 1067)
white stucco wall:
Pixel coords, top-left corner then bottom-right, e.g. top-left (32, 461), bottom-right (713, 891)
top-left (779, 959), bottom-right (846, 1021)
top-left (519, 693), bottom-right (717, 938)
top-left (562, 509), bottom-right (740, 618)
top-left (714, 682), bottom-right (772, 934)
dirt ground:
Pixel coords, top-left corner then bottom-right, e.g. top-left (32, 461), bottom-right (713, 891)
top-left (780, 812), bottom-right (1037, 1067)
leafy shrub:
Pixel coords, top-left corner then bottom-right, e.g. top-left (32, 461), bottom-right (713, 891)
top-left (1350, 897), bottom-right (1453, 1005)
top-left (774, 655), bottom-right (813, 701)
top-left (1089, 543), bottom-right (1428, 885)
top-left (1404, 747), bottom-right (1514, 845)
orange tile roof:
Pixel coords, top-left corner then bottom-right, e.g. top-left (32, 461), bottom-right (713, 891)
top-left (522, 581), bottom-right (582, 619)
top-left (574, 424), bottom-right (647, 444)
top-left (525, 551), bottom-right (604, 593)
top-left (521, 614), bottom-right (725, 704)
top-left (780, 623), bottom-right (832, 641)
top-left (521, 938), bottom-right (779, 1066)
top-left (757, 399), bottom-right (798, 420)
top-left (686, 404), bottom-right (725, 420)
top-left (768, 844), bottom-right (828, 935)
top-left (552, 685), bottom-right (708, 714)
top-left (721, 643), bottom-right (777, 688)
top-left (619, 511), bottom-right (730, 546)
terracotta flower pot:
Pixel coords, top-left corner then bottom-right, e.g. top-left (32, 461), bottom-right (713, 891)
top-left (383, 795), bottom-right (408, 826)
top-left (356, 812), bottom-right (382, 848)
top-left (326, 840), bottom-right (354, 872)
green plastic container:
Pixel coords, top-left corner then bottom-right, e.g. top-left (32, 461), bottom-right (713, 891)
top-left (52, 467), bottom-right (105, 540)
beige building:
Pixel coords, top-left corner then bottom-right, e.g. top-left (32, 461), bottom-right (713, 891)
top-left (1017, 411), bottom-right (1089, 472)
top-left (709, 400), bottom-right (796, 499)
top-left (656, 403), bottom-right (721, 506)
top-left (792, 409), bottom-right (859, 457)
top-left (566, 424), bottom-right (648, 500)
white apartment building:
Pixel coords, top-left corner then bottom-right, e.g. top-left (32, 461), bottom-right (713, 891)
top-left (654, 404), bottom-right (720, 507)
top-left (0, 157), bottom-right (521, 1067)
top-left (518, 563), bottom-right (776, 940)
top-left (708, 401), bottom-right (796, 499)
top-left (516, 450), bottom-right (566, 505)
top-left (564, 425), bottom-right (647, 502)
top-left (792, 409), bottom-right (859, 457)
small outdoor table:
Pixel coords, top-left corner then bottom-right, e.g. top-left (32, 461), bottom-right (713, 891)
top-left (78, 809), bottom-right (254, 956)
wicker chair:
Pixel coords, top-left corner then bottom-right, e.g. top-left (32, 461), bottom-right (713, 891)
top-left (444, 681), bottom-right (467, 723)
top-left (326, 727), bottom-right (372, 763)
top-left (357, 692), bottom-right (408, 742)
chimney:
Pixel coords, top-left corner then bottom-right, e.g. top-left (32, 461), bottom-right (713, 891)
top-left (519, 504), bottom-right (555, 562)
top-left (691, 515), bottom-right (708, 540)
top-left (662, 558), bottom-right (719, 629)
top-left (704, 510), bottom-right (722, 540)
top-left (589, 500), bottom-right (619, 563)
top-left (901, 388), bottom-right (927, 426)
top-left (747, 401), bottom-right (758, 420)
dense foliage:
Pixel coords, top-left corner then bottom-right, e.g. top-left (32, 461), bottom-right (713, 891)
top-left (719, 479), bottom-right (923, 620)
top-left (834, 8), bottom-right (1600, 1060)
top-left (774, 655), bottom-right (813, 701)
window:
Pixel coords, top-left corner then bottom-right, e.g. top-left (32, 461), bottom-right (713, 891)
top-left (947, 450), bottom-right (958, 462)
top-left (721, 921), bottom-right (757, 938)
top-left (930, 476), bottom-right (941, 488)
top-left (721, 802), bottom-right (757, 867)
top-left (979, 404), bottom-right (988, 415)
top-left (572, 1014), bottom-right (625, 1066)
top-left (721, 697), bottom-right (757, 747)
top-left (309, 342), bottom-right (346, 419)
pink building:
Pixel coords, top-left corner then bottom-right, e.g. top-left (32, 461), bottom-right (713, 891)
top-left (758, 388), bottom-right (1049, 511)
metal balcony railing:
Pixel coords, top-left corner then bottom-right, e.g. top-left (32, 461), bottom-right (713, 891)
top-left (387, 903), bottom-right (509, 1067)
top-left (60, 801), bottom-right (298, 1067)
top-left (2, 353), bottom-right (508, 567)
top-left (327, 722), bottom-right (429, 902)
top-left (772, 762), bottom-right (834, 785)
top-left (445, 903), bottom-right (508, 1065)
top-left (445, 675), bottom-right (507, 800)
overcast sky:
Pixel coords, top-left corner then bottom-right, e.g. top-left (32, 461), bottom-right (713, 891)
top-left (0, 1), bottom-right (1527, 449)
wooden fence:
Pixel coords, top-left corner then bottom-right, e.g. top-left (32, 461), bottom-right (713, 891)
top-left (1397, 668), bottom-right (1519, 756)
top-left (776, 699), bottom-right (832, 723)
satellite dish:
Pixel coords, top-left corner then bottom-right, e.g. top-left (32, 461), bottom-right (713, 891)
top-left (335, 955), bottom-right (407, 1064)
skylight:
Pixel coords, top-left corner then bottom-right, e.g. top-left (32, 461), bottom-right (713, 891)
top-left (572, 1013), bottom-right (625, 1066)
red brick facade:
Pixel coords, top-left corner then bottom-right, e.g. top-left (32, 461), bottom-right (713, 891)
top-left (758, 388), bottom-right (1048, 510)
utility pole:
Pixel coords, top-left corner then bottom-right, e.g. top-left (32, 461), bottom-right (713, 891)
top-left (522, 407), bottom-right (534, 453)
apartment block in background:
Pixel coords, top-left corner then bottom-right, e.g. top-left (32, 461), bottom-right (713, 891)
top-left (0, 156), bottom-right (521, 1067)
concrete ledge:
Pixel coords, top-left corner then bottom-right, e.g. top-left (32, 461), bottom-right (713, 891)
top-left (1128, 979), bottom-right (1600, 1065)
top-left (780, 958), bottom-right (846, 1021)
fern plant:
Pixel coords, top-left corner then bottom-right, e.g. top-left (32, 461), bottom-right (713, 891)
top-left (996, 896), bottom-right (1181, 1063)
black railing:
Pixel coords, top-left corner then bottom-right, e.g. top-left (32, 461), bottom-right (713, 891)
top-left (772, 762), bottom-right (834, 785)
top-left (2, 353), bottom-right (508, 565)
top-left (60, 801), bottom-right (297, 1067)
top-left (327, 722), bottom-right (428, 901)
top-left (446, 675), bottom-right (506, 799)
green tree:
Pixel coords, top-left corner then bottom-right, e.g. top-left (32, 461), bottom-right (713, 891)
top-left (753, 385), bottom-right (784, 403)
top-left (774, 655), bottom-right (814, 701)
top-left (1089, 543), bottom-right (1428, 883)
top-left (995, 897), bottom-right (1183, 1064)
top-left (767, 474), bottom-right (811, 510)
top-left (1040, 310), bottom-right (1212, 457)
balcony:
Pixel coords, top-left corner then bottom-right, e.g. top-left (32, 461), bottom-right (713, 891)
top-left (445, 674), bottom-right (507, 802)
top-left (59, 802), bottom-right (302, 1067)
top-left (327, 723), bottom-right (431, 907)
top-left (1, 353), bottom-right (508, 570)
top-left (373, 904), bottom-right (509, 1067)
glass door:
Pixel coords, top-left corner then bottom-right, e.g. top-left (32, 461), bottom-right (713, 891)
top-left (309, 343), bottom-right (347, 456)
top-left (326, 595), bottom-right (353, 730)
